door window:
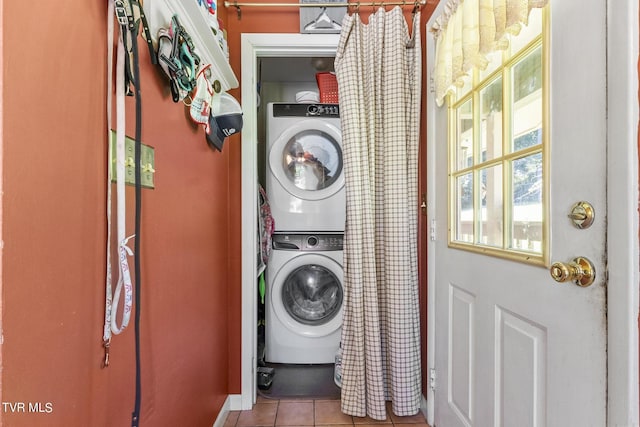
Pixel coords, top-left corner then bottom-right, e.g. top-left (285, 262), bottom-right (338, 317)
top-left (448, 9), bottom-right (547, 264)
top-left (282, 264), bottom-right (343, 326)
top-left (282, 130), bottom-right (343, 191)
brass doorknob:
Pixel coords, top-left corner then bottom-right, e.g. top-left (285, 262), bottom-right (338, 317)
top-left (549, 257), bottom-right (596, 287)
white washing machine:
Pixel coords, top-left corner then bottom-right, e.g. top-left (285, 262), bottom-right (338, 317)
top-left (266, 103), bottom-right (345, 232)
top-left (265, 232), bottom-right (344, 364)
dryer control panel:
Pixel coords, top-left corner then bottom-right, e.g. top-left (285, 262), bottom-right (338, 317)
top-left (272, 103), bottom-right (340, 118)
top-left (272, 232), bottom-right (344, 251)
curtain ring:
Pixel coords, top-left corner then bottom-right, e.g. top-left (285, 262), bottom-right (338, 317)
top-left (412, 0), bottom-right (419, 14)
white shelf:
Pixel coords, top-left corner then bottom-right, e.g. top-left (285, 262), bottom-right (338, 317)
top-left (143, 0), bottom-right (239, 91)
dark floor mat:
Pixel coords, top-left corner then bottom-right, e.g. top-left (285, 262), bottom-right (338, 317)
top-left (258, 363), bottom-right (341, 400)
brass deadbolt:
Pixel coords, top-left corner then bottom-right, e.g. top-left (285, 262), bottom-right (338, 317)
top-left (568, 201), bottom-right (595, 229)
top-left (550, 257), bottom-right (596, 287)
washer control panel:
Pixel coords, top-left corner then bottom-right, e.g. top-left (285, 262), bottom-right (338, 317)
top-left (272, 103), bottom-right (340, 118)
top-left (272, 232), bottom-right (344, 251)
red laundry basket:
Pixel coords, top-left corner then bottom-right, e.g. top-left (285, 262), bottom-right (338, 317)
top-left (316, 72), bottom-right (339, 103)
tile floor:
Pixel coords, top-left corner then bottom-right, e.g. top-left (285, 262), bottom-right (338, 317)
top-left (222, 396), bottom-right (432, 427)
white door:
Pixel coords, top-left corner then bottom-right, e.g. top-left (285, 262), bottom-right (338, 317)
top-left (427, 2), bottom-right (607, 426)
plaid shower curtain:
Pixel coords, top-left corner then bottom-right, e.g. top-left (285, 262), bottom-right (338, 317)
top-left (334, 6), bottom-right (422, 421)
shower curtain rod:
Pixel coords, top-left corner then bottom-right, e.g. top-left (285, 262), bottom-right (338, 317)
top-left (224, 0), bottom-right (427, 17)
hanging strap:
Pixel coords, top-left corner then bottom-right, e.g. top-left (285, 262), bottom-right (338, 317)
top-left (103, 0), bottom-right (135, 366)
top-left (116, 0), bottom-right (157, 94)
top-left (123, 0), bottom-right (145, 424)
top-left (103, 0), bottom-right (116, 368)
top-left (104, 2), bottom-right (145, 425)
top-left (112, 30), bottom-right (135, 337)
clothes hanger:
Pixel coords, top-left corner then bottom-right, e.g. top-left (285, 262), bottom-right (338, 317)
top-left (304, 6), bottom-right (342, 31)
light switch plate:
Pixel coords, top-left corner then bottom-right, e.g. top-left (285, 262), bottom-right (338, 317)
top-left (110, 131), bottom-right (155, 189)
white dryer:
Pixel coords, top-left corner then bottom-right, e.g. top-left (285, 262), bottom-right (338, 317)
top-left (266, 103), bottom-right (345, 232)
top-left (265, 232), bottom-right (344, 364)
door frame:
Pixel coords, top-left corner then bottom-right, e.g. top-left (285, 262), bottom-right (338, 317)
top-left (239, 33), bottom-right (340, 410)
top-left (424, 2), bottom-right (639, 425)
top-left (606, 1), bottom-right (640, 424)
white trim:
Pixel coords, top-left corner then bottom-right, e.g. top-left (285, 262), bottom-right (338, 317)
top-left (420, 394), bottom-right (429, 421)
top-left (240, 33), bottom-right (340, 410)
top-left (211, 395), bottom-right (233, 427)
top-left (425, 6), bottom-right (441, 425)
top-left (606, 0), bottom-right (640, 425)
top-left (228, 394), bottom-right (244, 411)
top-left (210, 394), bottom-right (243, 427)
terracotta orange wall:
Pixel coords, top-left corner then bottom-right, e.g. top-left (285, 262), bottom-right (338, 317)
top-left (3, 2), bottom-right (233, 426)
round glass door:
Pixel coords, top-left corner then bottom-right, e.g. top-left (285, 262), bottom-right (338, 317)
top-left (269, 120), bottom-right (344, 201)
top-left (281, 264), bottom-right (343, 326)
top-left (282, 130), bottom-right (342, 192)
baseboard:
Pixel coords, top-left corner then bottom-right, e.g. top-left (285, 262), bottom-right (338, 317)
top-left (228, 394), bottom-right (244, 411)
top-left (421, 394), bottom-right (433, 426)
top-left (212, 395), bottom-right (243, 427)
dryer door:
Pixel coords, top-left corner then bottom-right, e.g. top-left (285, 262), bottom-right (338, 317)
top-left (269, 120), bottom-right (343, 201)
top-left (271, 253), bottom-right (343, 337)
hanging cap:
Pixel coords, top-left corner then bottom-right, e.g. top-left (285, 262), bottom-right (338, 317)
top-left (206, 92), bottom-right (244, 152)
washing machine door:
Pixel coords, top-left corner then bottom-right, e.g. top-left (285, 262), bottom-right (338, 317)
top-left (271, 253), bottom-right (343, 337)
top-left (269, 120), bottom-right (343, 201)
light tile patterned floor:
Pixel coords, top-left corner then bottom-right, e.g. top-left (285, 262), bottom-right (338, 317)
top-left (223, 397), bottom-right (432, 427)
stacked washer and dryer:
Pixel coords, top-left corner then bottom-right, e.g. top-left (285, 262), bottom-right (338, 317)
top-left (264, 102), bottom-right (345, 365)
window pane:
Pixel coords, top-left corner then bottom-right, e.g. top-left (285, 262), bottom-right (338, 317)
top-left (509, 8), bottom-right (543, 55)
top-left (511, 153), bottom-right (543, 253)
top-left (479, 165), bottom-right (503, 247)
top-left (455, 173), bottom-right (473, 243)
top-left (455, 100), bottom-right (474, 170)
top-left (454, 76), bottom-right (473, 101)
top-left (445, 6), bottom-right (545, 263)
top-left (480, 77), bottom-right (503, 162)
top-left (514, 128), bottom-right (542, 152)
top-left (511, 47), bottom-right (543, 153)
top-left (479, 50), bottom-right (502, 82)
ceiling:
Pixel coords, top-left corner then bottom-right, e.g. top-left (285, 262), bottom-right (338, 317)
top-left (259, 56), bottom-right (335, 82)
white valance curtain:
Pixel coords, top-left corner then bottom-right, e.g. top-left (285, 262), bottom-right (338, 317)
top-left (431, 0), bottom-right (548, 105)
